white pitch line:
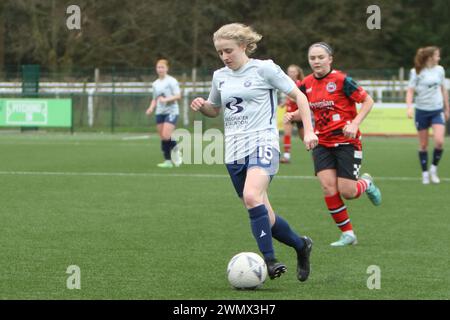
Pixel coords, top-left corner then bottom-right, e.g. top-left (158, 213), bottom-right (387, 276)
top-left (121, 135), bottom-right (150, 141)
top-left (0, 171), bottom-right (229, 179)
top-left (0, 170), bottom-right (448, 182)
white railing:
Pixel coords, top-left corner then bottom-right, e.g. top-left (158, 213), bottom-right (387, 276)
top-left (0, 80), bottom-right (414, 96)
top-left (1, 79), bottom-right (449, 126)
top-left (3, 79), bottom-right (449, 96)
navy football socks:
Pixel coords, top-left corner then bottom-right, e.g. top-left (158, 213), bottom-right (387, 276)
top-left (248, 205), bottom-right (275, 261)
top-left (170, 140), bottom-right (177, 150)
top-left (161, 140), bottom-right (171, 160)
top-left (271, 215), bottom-right (304, 252)
top-left (432, 148), bottom-right (443, 166)
top-left (418, 150), bottom-right (428, 172)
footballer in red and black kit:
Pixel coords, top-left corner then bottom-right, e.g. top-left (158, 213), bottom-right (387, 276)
top-left (300, 70), bottom-right (367, 151)
top-left (284, 42), bottom-right (382, 247)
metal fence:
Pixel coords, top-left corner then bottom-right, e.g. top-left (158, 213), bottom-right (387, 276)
top-left (0, 66), bottom-right (449, 133)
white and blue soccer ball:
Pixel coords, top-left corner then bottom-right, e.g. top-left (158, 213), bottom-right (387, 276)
top-left (226, 252), bottom-right (267, 290)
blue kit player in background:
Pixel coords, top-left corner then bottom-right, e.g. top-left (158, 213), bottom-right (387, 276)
top-left (406, 46), bottom-right (449, 184)
top-left (146, 59), bottom-right (182, 168)
top-left (190, 23), bottom-right (318, 282)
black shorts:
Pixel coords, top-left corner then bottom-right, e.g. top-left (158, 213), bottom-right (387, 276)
top-left (312, 144), bottom-right (362, 180)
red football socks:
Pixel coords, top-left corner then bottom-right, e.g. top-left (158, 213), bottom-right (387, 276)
top-left (283, 135), bottom-right (291, 153)
top-left (324, 193), bottom-right (353, 232)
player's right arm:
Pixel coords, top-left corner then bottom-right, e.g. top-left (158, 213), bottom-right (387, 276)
top-left (190, 97), bottom-right (221, 118)
top-left (146, 99), bottom-right (157, 115)
top-left (191, 72), bottom-right (222, 118)
top-left (146, 82), bottom-right (158, 115)
top-left (406, 88), bottom-right (415, 119)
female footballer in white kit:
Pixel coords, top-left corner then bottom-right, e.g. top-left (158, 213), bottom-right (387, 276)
top-left (190, 23), bottom-right (318, 282)
top-left (406, 46), bottom-right (449, 184)
top-left (146, 59), bottom-right (182, 168)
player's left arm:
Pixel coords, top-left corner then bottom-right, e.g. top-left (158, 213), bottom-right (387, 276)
top-left (262, 61), bottom-right (317, 149)
top-left (342, 76), bottom-right (374, 138)
top-left (438, 66), bottom-right (449, 121)
top-left (159, 94), bottom-right (181, 103)
top-left (287, 87), bottom-right (318, 150)
top-left (283, 84), bottom-right (306, 123)
top-left (344, 94), bottom-right (374, 138)
top-left (441, 85), bottom-right (449, 121)
top-left (286, 88), bottom-right (311, 129)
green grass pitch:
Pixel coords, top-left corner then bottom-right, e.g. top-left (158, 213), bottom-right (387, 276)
top-left (0, 132), bottom-right (449, 299)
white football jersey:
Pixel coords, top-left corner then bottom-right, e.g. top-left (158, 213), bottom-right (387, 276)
top-left (408, 65), bottom-right (446, 111)
top-left (152, 75), bottom-right (181, 115)
top-left (208, 59), bottom-right (295, 163)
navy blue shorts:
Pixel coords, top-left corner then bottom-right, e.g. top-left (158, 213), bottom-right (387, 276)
top-left (225, 146), bottom-right (279, 198)
top-left (415, 109), bottom-right (445, 131)
top-left (156, 114), bottom-right (178, 125)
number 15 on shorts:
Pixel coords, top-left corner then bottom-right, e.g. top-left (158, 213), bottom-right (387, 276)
top-left (257, 146), bottom-right (274, 165)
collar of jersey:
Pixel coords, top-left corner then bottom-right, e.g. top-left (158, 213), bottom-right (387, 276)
top-left (230, 59), bottom-right (253, 74)
top-left (314, 69), bottom-right (333, 80)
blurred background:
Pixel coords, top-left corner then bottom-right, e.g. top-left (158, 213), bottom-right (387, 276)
top-left (0, 1), bottom-right (449, 300)
top-left (0, 0), bottom-right (449, 133)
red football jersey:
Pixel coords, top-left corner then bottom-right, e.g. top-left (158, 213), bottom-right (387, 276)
top-left (300, 70), bottom-right (367, 150)
top-left (285, 80), bottom-right (302, 113)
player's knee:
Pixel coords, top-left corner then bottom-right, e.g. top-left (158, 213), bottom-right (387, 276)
top-left (340, 189), bottom-right (355, 200)
top-left (434, 140), bottom-right (444, 150)
top-left (160, 129), bottom-right (172, 140)
top-left (243, 190), bottom-right (263, 208)
top-left (320, 184), bottom-right (338, 196)
top-left (419, 143), bottom-right (428, 151)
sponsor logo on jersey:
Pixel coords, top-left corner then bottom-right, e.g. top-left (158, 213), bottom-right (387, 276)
top-left (224, 115), bottom-right (248, 128)
top-left (219, 81), bottom-right (225, 88)
top-left (309, 100), bottom-right (335, 110)
top-left (225, 97), bottom-right (244, 114)
top-left (244, 80), bottom-right (252, 87)
top-left (326, 82), bottom-right (337, 93)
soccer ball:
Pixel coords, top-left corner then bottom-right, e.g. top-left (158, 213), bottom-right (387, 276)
top-left (226, 252), bottom-right (267, 290)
